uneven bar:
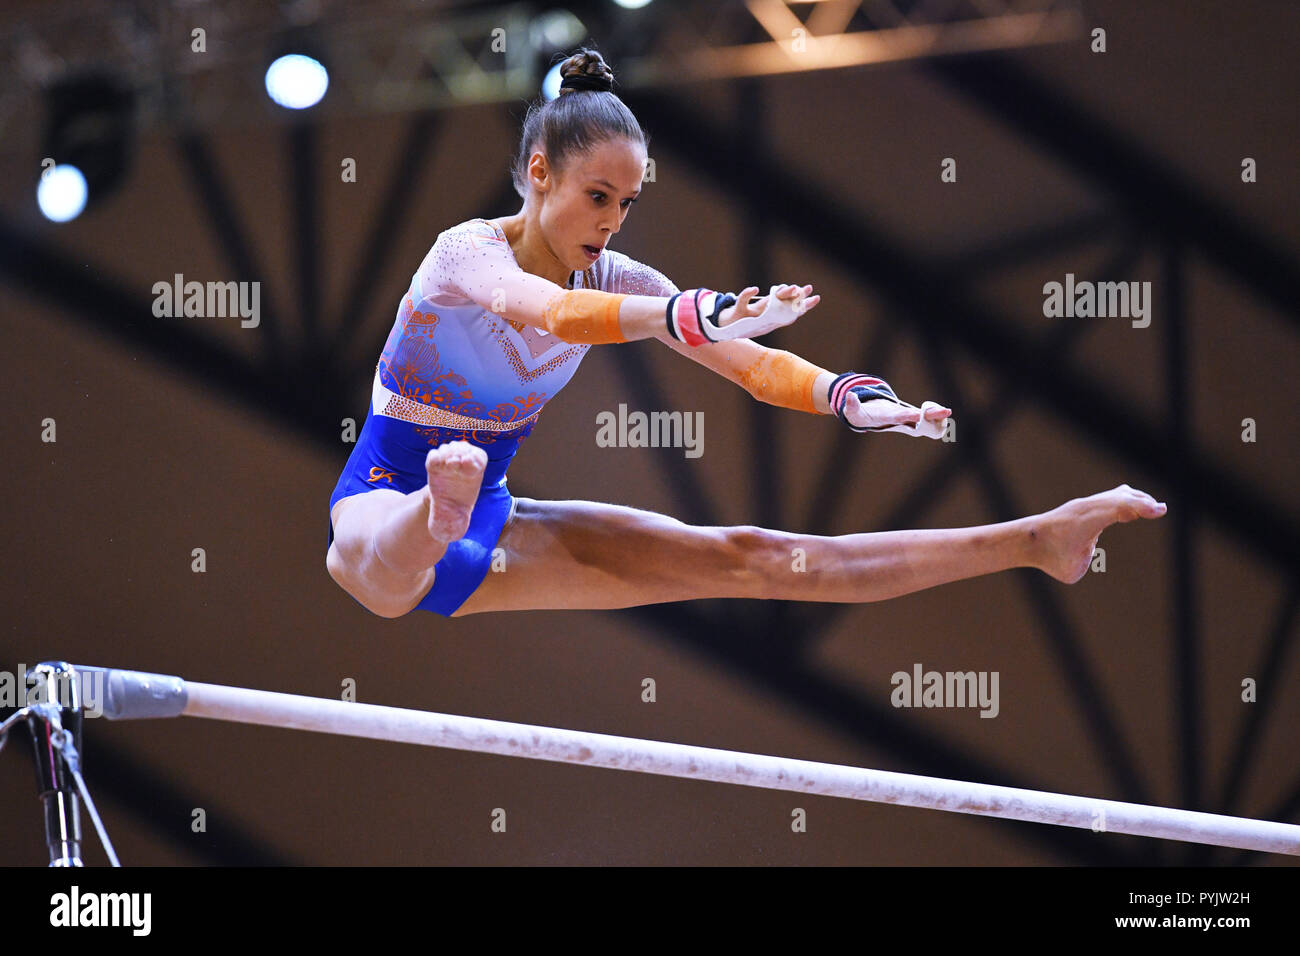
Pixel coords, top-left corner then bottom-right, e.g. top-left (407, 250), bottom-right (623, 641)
top-left (85, 666), bottom-right (1300, 856)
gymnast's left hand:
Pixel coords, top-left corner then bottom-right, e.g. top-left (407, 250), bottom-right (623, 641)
top-left (843, 391), bottom-right (953, 433)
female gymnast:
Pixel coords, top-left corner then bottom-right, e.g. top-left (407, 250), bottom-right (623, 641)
top-left (326, 47), bottom-right (1166, 620)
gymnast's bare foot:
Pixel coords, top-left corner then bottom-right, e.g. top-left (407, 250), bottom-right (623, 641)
top-left (425, 441), bottom-right (488, 545)
top-left (1032, 485), bottom-right (1167, 583)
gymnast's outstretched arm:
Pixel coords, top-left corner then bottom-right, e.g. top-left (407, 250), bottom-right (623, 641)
top-left (655, 331), bottom-right (953, 433)
top-left (611, 253), bottom-right (950, 431)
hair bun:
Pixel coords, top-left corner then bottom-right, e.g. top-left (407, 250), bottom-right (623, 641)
top-left (557, 47), bottom-right (615, 95)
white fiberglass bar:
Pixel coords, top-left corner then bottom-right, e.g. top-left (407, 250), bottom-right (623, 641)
top-left (152, 678), bottom-right (1299, 856)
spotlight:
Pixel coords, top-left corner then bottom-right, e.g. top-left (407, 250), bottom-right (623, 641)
top-left (264, 53), bottom-right (329, 110)
top-left (541, 62), bottom-right (565, 101)
top-left (36, 165), bottom-right (88, 223)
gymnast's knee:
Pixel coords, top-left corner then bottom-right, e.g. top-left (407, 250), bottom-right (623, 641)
top-left (721, 524), bottom-right (784, 583)
top-left (325, 542), bottom-right (420, 620)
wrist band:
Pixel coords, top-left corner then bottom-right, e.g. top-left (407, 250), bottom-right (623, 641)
top-left (666, 289), bottom-right (738, 346)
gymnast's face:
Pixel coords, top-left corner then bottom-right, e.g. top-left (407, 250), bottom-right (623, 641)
top-left (538, 138), bottom-right (644, 271)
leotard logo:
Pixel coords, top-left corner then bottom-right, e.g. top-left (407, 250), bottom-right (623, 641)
top-left (367, 466), bottom-right (396, 484)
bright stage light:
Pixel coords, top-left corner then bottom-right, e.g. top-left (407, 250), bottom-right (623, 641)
top-left (36, 164), bottom-right (88, 223)
top-left (265, 53), bottom-right (329, 110)
top-left (541, 61), bottom-right (565, 101)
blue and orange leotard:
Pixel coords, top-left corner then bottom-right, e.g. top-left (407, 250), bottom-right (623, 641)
top-left (328, 218), bottom-right (681, 616)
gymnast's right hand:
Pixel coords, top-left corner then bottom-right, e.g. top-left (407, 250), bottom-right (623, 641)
top-left (709, 284), bottom-right (820, 341)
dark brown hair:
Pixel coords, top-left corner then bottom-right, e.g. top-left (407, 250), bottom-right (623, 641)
top-left (510, 47), bottom-right (648, 199)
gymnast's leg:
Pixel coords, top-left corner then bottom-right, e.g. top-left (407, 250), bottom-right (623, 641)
top-left (451, 485), bottom-right (1165, 616)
